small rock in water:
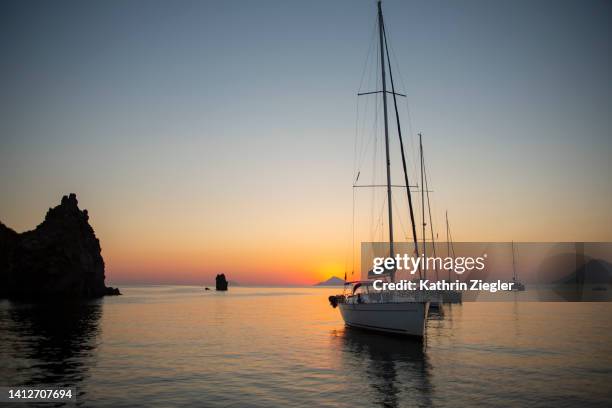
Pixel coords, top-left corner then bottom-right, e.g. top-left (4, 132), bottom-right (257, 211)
top-left (105, 287), bottom-right (122, 296)
top-left (215, 274), bottom-right (228, 291)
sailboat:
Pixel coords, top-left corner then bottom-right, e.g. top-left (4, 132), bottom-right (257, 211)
top-left (328, 1), bottom-right (429, 337)
top-left (441, 211), bottom-right (462, 303)
top-left (418, 134), bottom-right (444, 311)
top-left (511, 241), bottom-right (526, 291)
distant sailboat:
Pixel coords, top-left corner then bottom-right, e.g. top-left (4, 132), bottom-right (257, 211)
top-left (511, 241), bottom-right (526, 291)
top-left (328, 1), bottom-right (429, 337)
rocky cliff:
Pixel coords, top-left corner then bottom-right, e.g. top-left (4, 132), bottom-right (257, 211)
top-left (0, 194), bottom-right (120, 299)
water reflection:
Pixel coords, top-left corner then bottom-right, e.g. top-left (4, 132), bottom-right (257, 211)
top-left (0, 300), bottom-right (102, 390)
top-left (333, 327), bottom-right (432, 407)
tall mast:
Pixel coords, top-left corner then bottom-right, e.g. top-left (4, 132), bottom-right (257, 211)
top-left (420, 133), bottom-right (426, 279)
top-left (512, 241), bottom-right (517, 281)
top-left (446, 210), bottom-right (451, 281)
top-left (381, 20), bottom-right (421, 279)
top-left (377, 1), bottom-right (394, 274)
top-left (423, 145), bottom-right (439, 281)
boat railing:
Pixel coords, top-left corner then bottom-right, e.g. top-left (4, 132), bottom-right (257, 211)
top-left (342, 290), bottom-right (432, 304)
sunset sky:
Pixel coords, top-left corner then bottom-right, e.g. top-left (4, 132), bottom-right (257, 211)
top-left (1, 0), bottom-right (611, 285)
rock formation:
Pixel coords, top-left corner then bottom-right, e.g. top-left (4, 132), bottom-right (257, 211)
top-left (0, 193), bottom-right (120, 299)
top-left (215, 274), bottom-right (228, 291)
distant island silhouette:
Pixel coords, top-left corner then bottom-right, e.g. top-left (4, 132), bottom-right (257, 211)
top-left (556, 259), bottom-right (612, 286)
top-left (535, 247), bottom-right (612, 301)
top-left (0, 193), bottom-right (120, 299)
top-left (314, 276), bottom-right (346, 286)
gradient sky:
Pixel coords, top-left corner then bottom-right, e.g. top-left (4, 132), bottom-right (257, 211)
top-left (1, 0), bottom-right (611, 285)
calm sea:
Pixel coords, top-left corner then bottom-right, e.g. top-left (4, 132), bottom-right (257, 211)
top-left (1, 286), bottom-right (611, 407)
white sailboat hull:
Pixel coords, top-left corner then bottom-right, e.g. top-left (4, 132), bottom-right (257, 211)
top-left (338, 301), bottom-right (429, 337)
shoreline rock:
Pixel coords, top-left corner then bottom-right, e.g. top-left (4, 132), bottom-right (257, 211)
top-left (0, 193), bottom-right (120, 300)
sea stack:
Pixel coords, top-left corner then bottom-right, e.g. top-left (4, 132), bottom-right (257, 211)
top-left (215, 274), bottom-right (228, 291)
top-left (0, 193), bottom-right (120, 299)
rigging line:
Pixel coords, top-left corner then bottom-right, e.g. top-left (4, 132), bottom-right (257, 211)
top-left (404, 102), bottom-right (418, 182)
top-left (345, 21), bottom-right (376, 286)
top-left (424, 160), bottom-right (441, 240)
top-left (357, 14), bottom-right (379, 93)
top-left (380, 196), bottom-right (387, 242)
top-left (368, 93), bottom-right (380, 236)
top-left (355, 96), bottom-right (372, 177)
top-left (358, 14), bottom-right (378, 172)
top-left (355, 14), bottom-right (378, 176)
top-left (362, 55), bottom-right (378, 165)
top-left (405, 103), bottom-right (419, 182)
top-left (356, 104), bottom-right (379, 175)
top-left (386, 31), bottom-right (419, 181)
top-left (423, 145), bottom-right (439, 280)
top-left (355, 50), bottom-right (380, 175)
top-left (376, 189), bottom-right (387, 240)
top-left (391, 192), bottom-right (409, 242)
top-left (352, 183), bottom-right (356, 277)
top-left (354, 88), bottom-right (359, 181)
top-left (445, 211), bottom-right (452, 281)
top-left (366, 32), bottom-right (381, 173)
top-left (353, 16), bottom-right (379, 283)
top-left (370, 194), bottom-right (387, 244)
top-left (382, 21), bottom-right (421, 278)
top-left (363, 27), bottom-right (385, 248)
top-left (355, 82), bottom-right (365, 174)
top-left (448, 215), bottom-right (457, 258)
top-left (355, 102), bottom-right (367, 173)
top-left (355, 22), bottom-right (378, 177)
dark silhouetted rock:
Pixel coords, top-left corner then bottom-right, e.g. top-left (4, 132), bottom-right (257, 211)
top-left (215, 274), bottom-right (228, 291)
top-left (105, 287), bottom-right (121, 296)
top-left (0, 193), bottom-right (121, 299)
top-left (0, 222), bottom-right (19, 298)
